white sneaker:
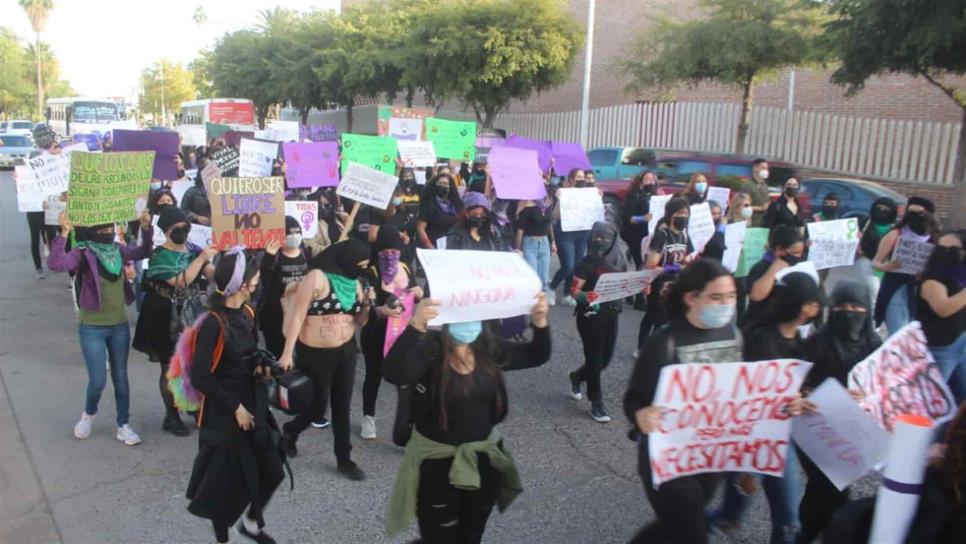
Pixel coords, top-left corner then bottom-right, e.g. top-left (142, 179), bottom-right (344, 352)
top-left (116, 424), bottom-right (142, 446)
top-left (546, 291), bottom-right (556, 306)
top-left (561, 295), bottom-right (577, 307)
top-left (360, 415), bottom-right (377, 440)
top-left (74, 413), bottom-right (95, 439)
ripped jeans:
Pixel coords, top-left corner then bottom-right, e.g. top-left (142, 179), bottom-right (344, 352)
top-left (416, 454), bottom-right (499, 544)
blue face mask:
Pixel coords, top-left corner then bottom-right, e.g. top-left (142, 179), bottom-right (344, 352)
top-left (150, 181), bottom-right (162, 191)
top-left (447, 321), bottom-right (483, 345)
top-left (695, 182), bottom-right (707, 194)
top-left (698, 303), bottom-right (735, 329)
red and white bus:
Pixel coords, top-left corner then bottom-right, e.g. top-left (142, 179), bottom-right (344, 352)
top-left (176, 98), bottom-right (256, 146)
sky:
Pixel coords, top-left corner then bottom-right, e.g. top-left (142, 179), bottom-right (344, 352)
top-left (1, 0), bottom-right (341, 101)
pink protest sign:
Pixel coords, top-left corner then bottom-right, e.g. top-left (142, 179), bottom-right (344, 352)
top-left (550, 141), bottom-right (591, 175)
top-left (282, 142), bottom-right (339, 188)
top-left (487, 146), bottom-right (547, 201)
top-left (505, 135), bottom-right (552, 173)
top-left (384, 291), bottom-right (416, 357)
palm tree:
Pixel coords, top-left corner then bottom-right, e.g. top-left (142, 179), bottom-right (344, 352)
top-left (192, 6), bottom-right (207, 26)
top-left (19, 0), bottom-right (54, 119)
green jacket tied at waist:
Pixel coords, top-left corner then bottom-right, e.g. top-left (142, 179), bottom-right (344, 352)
top-left (386, 427), bottom-right (523, 536)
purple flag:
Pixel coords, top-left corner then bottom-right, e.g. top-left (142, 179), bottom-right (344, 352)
top-left (505, 134), bottom-right (553, 174)
top-left (112, 129), bottom-right (180, 180)
top-left (487, 146), bottom-right (547, 200)
top-left (283, 142), bottom-right (340, 188)
top-left (550, 141), bottom-right (592, 176)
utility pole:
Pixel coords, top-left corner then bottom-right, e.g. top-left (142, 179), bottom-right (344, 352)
top-left (578, 0), bottom-right (596, 148)
top-left (787, 69), bottom-right (795, 111)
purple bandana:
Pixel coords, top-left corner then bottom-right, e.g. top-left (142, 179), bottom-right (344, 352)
top-left (378, 250), bottom-right (400, 282)
top-left (219, 246), bottom-right (247, 296)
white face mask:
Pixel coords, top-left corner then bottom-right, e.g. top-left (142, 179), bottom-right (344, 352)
top-left (758, 168), bottom-right (769, 181)
top-left (740, 206), bottom-right (754, 219)
top-left (285, 234), bottom-right (302, 248)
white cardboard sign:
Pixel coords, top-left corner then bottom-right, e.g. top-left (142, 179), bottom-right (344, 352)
top-left (890, 237), bottom-right (934, 275)
top-left (238, 138), bottom-right (278, 178)
top-left (285, 201), bottom-right (319, 238)
top-left (336, 162), bottom-right (399, 210)
top-left (707, 187), bottom-right (731, 213)
top-left (266, 120), bottom-right (300, 143)
top-left (397, 140), bottom-right (437, 168)
top-left (688, 202), bottom-right (715, 254)
top-left (558, 187), bottom-right (605, 232)
top-left (592, 270), bottom-right (663, 304)
top-left (388, 117), bottom-right (422, 141)
top-left (721, 221), bottom-right (747, 273)
top-left (807, 218), bottom-right (860, 270)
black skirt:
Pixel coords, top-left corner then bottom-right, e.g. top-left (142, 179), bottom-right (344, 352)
top-left (133, 284), bottom-right (175, 359)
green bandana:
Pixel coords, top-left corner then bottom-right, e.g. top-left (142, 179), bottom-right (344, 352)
top-left (76, 241), bottom-right (122, 276)
top-left (326, 272), bottom-right (358, 311)
top-left (873, 223), bottom-right (892, 239)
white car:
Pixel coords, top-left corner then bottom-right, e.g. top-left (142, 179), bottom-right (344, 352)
top-left (2, 120), bottom-right (35, 137)
top-left (0, 134), bottom-right (36, 168)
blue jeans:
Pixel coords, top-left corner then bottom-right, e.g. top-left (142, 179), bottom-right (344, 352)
top-left (711, 450), bottom-right (802, 544)
top-left (550, 230), bottom-right (589, 293)
top-left (932, 332), bottom-right (966, 403)
top-left (78, 323), bottom-right (131, 426)
top-left (884, 285), bottom-right (910, 336)
top-left (522, 236), bottom-right (551, 291)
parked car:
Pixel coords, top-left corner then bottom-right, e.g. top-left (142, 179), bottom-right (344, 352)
top-left (800, 178), bottom-right (907, 222)
top-left (2, 120), bottom-right (35, 137)
top-left (0, 134), bottom-right (36, 168)
top-left (587, 146), bottom-right (657, 181)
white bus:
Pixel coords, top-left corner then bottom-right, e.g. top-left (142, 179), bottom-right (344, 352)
top-left (177, 98), bottom-right (256, 146)
top-left (45, 97), bottom-right (135, 137)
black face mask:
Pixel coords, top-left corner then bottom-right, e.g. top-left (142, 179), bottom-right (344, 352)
top-left (785, 187), bottom-right (799, 198)
top-left (318, 203), bottom-right (333, 218)
top-left (822, 205), bottom-right (838, 219)
top-left (931, 247), bottom-right (963, 269)
top-left (872, 207), bottom-right (893, 225)
top-left (829, 309), bottom-right (867, 341)
top-left (672, 216), bottom-right (689, 231)
top-left (642, 184), bottom-right (655, 194)
top-left (782, 254), bottom-right (804, 266)
top-left (169, 225), bottom-right (190, 245)
top-left (155, 203), bottom-right (172, 215)
top-left (906, 212), bottom-right (929, 235)
top-left (467, 216), bottom-right (487, 229)
top-left (590, 236), bottom-right (612, 252)
top-left (91, 231), bottom-right (115, 244)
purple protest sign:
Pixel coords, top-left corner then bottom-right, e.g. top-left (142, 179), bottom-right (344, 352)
top-left (72, 133), bottom-right (101, 151)
top-left (224, 131), bottom-right (255, 148)
top-left (111, 129), bottom-right (180, 180)
top-left (301, 124), bottom-right (339, 142)
top-left (488, 145), bottom-right (548, 200)
top-left (282, 142), bottom-right (339, 188)
top-left (476, 135), bottom-right (506, 149)
top-left (550, 141), bottom-right (592, 175)
top-left (505, 134), bottom-right (553, 174)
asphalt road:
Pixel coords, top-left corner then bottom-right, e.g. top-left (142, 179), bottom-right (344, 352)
top-left (0, 169), bottom-right (784, 544)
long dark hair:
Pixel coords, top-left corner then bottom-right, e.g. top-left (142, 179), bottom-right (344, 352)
top-left (943, 401), bottom-right (966, 504)
top-left (665, 259), bottom-right (733, 320)
top-left (208, 251), bottom-right (260, 313)
top-left (426, 325), bottom-right (507, 431)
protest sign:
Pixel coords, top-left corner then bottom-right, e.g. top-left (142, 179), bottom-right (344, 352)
top-left (149, 217), bottom-right (212, 254)
top-left (267, 120), bottom-right (300, 142)
top-left (224, 131), bottom-right (254, 148)
top-left (807, 218), bottom-right (861, 270)
top-left (211, 146), bottom-right (239, 176)
top-left (891, 237), bottom-right (935, 275)
top-left (488, 146), bottom-right (547, 201)
top-left (592, 270), bottom-right (663, 304)
top-left (721, 222), bottom-right (747, 273)
top-left (44, 195), bottom-right (66, 224)
top-left (505, 135), bottom-right (552, 173)
top-left (384, 291), bottom-right (416, 357)
top-left (377, 105), bottom-right (432, 138)
top-left (285, 200), bottom-right (319, 238)
top-left (397, 140), bottom-right (437, 168)
top-left (707, 187), bottom-right (731, 212)
top-left (238, 138), bottom-right (278, 178)
top-left (67, 152), bottom-right (153, 226)
top-left (389, 117), bottom-right (422, 141)
top-left (848, 321), bottom-right (956, 432)
top-left (557, 187), bottom-right (605, 232)
top-left (61, 142), bottom-right (90, 155)
top-left (649, 359), bottom-right (812, 487)
top-left (14, 167), bottom-right (44, 212)
top-left (688, 203), bottom-right (716, 254)
top-left (417, 249), bottom-right (542, 325)
top-left (169, 179), bottom-right (192, 204)
top-left (425, 118), bottom-right (476, 161)
top-left (208, 176), bottom-right (286, 249)
top-left (13, 152), bottom-right (72, 211)
top-left (776, 260), bottom-right (820, 285)
top-left (301, 124), bottom-right (339, 142)
top-left (336, 163), bottom-right (399, 210)
top-left (179, 126), bottom-right (207, 147)
top-left (200, 162), bottom-right (223, 191)
top-left (869, 415), bottom-right (935, 544)
top-left (549, 141), bottom-right (591, 175)
top-left (647, 195), bottom-right (673, 237)
top-left (206, 122), bottom-right (231, 141)
top-left (735, 227), bottom-right (769, 278)
top-left (341, 133), bottom-right (398, 175)
top-left (791, 379), bottom-right (890, 491)
top-left (73, 133), bottom-right (101, 151)
top-left (282, 142), bottom-right (339, 188)
top-left (414, 169), bottom-right (427, 185)
top-left (112, 129), bottom-right (180, 180)
top-left (476, 135), bottom-right (505, 149)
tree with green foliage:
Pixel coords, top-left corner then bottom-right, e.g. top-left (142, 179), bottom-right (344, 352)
top-left (0, 28), bottom-right (33, 117)
top-left (140, 60), bottom-right (197, 124)
top-left (188, 50), bottom-right (215, 99)
top-left (829, 0), bottom-right (966, 218)
top-left (209, 30), bottom-right (281, 128)
top-left (18, 0), bottom-right (55, 120)
top-left (624, 0), bottom-right (832, 154)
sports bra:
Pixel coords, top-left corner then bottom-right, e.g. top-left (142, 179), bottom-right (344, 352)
top-left (306, 289), bottom-right (364, 316)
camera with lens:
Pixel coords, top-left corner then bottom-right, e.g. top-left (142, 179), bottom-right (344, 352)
top-left (247, 349), bottom-right (285, 378)
top-left (245, 349), bottom-right (315, 416)
top-left (385, 293), bottom-right (406, 313)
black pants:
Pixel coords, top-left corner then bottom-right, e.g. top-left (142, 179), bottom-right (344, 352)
top-left (798, 449), bottom-right (848, 543)
top-left (283, 340), bottom-right (356, 463)
top-left (27, 211), bottom-right (47, 270)
top-left (574, 312), bottom-right (619, 403)
top-left (261, 323), bottom-right (284, 360)
top-left (416, 454), bottom-right (499, 544)
top-left (360, 323), bottom-right (384, 417)
top-left (633, 464), bottom-right (721, 544)
top-left (158, 348), bottom-right (178, 418)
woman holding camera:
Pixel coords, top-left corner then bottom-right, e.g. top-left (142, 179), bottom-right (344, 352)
top-left (186, 247), bottom-right (285, 544)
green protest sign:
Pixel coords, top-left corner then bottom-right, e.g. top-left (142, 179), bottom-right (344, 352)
top-left (67, 151), bottom-right (154, 226)
top-left (735, 227), bottom-right (770, 278)
top-left (425, 118), bottom-right (476, 161)
top-left (340, 133), bottom-right (398, 175)
top-left (206, 122), bottom-right (231, 141)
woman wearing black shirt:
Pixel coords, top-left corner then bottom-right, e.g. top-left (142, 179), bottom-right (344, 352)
top-left (919, 231), bottom-right (966, 402)
top-left (638, 196), bottom-right (693, 348)
top-left (568, 222), bottom-right (627, 423)
top-left (383, 294), bottom-right (551, 543)
top-left (186, 249), bottom-right (284, 544)
top-left (621, 171), bottom-right (660, 270)
top-left (761, 177), bottom-right (805, 234)
top-left (258, 217), bottom-right (308, 358)
top-left (417, 174), bottom-right (463, 248)
top-left (624, 259), bottom-right (741, 544)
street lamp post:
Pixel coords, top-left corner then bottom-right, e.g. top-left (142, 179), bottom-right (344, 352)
top-left (578, 0), bottom-right (595, 148)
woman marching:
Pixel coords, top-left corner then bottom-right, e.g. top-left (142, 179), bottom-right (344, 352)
top-left (383, 293), bottom-right (551, 543)
top-left (567, 221), bottom-right (627, 423)
top-left (258, 217), bottom-right (309, 359)
top-left (185, 248), bottom-right (285, 544)
top-left (278, 239), bottom-right (373, 480)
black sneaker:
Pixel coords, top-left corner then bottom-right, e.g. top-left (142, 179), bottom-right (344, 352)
top-left (568, 371), bottom-right (583, 400)
top-left (162, 414), bottom-right (191, 436)
top-left (236, 522), bottom-right (277, 544)
top-left (310, 417), bottom-right (330, 429)
top-left (590, 403), bottom-right (612, 423)
top-left (337, 460), bottom-right (366, 481)
top-left (279, 433), bottom-right (298, 458)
